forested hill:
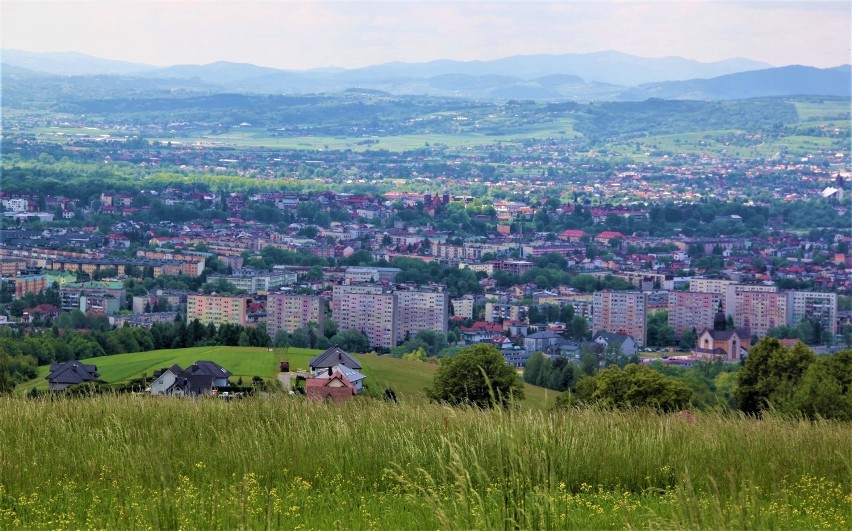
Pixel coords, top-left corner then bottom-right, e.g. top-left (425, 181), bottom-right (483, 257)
top-left (2, 50), bottom-right (848, 101)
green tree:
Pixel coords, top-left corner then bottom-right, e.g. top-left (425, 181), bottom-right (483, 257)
top-left (588, 364), bottom-right (692, 412)
top-left (238, 331), bottom-right (251, 347)
top-left (330, 329), bottom-right (370, 353)
top-left (790, 350), bottom-right (852, 420)
top-left (735, 338), bottom-right (815, 415)
top-left (425, 344), bottom-right (524, 408)
top-left (523, 352), bottom-right (545, 385)
top-left (273, 330), bottom-right (290, 348)
top-left (0, 350), bottom-right (16, 395)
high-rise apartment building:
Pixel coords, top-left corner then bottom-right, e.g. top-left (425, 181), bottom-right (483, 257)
top-left (786, 291), bottom-right (837, 337)
top-left (332, 285), bottom-right (397, 349)
top-left (186, 294), bottom-right (248, 327)
top-left (725, 285), bottom-right (786, 339)
top-left (667, 291), bottom-right (723, 339)
top-left (592, 290), bottom-right (648, 346)
top-left (484, 302), bottom-right (529, 324)
top-left (690, 278), bottom-right (736, 295)
top-left (395, 285), bottom-right (448, 343)
top-left (450, 296), bottom-right (474, 320)
top-left (266, 294), bottom-right (327, 337)
top-left (331, 284), bottom-right (449, 349)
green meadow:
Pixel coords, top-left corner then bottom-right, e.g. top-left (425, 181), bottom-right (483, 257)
top-left (0, 396), bottom-right (848, 529)
top-left (18, 346), bottom-right (557, 408)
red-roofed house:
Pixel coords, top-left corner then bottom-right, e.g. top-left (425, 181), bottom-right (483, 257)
top-left (305, 371), bottom-right (356, 403)
top-left (558, 229), bottom-right (587, 242)
top-left (595, 231), bottom-right (625, 245)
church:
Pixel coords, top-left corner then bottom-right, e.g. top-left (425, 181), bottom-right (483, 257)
top-left (692, 302), bottom-right (750, 362)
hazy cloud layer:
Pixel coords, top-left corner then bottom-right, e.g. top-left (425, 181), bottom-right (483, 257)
top-left (3, 1), bottom-right (850, 69)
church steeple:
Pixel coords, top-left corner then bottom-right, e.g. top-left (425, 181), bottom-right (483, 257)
top-left (713, 300), bottom-right (726, 331)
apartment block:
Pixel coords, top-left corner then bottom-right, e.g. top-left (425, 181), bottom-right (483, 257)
top-left (667, 291), bottom-right (723, 339)
top-left (690, 278), bottom-right (736, 295)
top-left (727, 287), bottom-right (787, 339)
top-left (343, 266), bottom-right (401, 283)
top-left (14, 274), bottom-right (47, 299)
top-left (186, 294), bottom-right (248, 327)
top-left (332, 284), bottom-right (397, 349)
top-left (59, 281), bottom-right (126, 313)
top-left (395, 285), bottom-right (448, 344)
top-left (450, 296), bottom-right (475, 319)
top-left (266, 294), bottom-right (327, 337)
top-left (592, 290), bottom-right (648, 346)
top-left (786, 291), bottom-right (837, 336)
top-left (208, 268), bottom-right (293, 294)
top-left (485, 302), bottom-right (529, 324)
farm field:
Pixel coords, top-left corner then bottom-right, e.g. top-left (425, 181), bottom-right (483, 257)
top-left (17, 346), bottom-right (558, 408)
top-left (0, 395), bottom-right (848, 529)
top-left (29, 120), bottom-right (580, 152)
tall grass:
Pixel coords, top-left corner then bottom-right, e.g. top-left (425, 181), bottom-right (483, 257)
top-left (0, 395), bottom-right (849, 529)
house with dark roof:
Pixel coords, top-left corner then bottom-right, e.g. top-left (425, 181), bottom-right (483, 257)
top-left (46, 361), bottom-right (99, 391)
top-left (592, 331), bottom-right (638, 356)
top-left (308, 347), bottom-right (362, 376)
top-left (150, 364), bottom-right (185, 395)
top-left (149, 361), bottom-right (232, 396)
top-left (523, 331), bottom-right (563, 353)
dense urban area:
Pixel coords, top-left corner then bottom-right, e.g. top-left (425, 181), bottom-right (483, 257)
top-left (0, 90), bottom-right (848, 413)
top-left (1, 24), bottom-right (851, 527)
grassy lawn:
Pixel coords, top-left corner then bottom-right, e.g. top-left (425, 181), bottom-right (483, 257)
top-left (793, 99), bottom-right (851, 121)
top-left (19, 346), bottom-right (558, 409)
top-left (17, 346), bottom-right (319, 393)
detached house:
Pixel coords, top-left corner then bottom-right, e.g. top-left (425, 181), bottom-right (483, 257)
top-left (305, 370), bottom-right (357, 402)
top-left (46, 361), bottom-right (99, 391)
top-left (308, 347), bottom-right (362, 376)
top-left (149, 361), bottom-right (232, 397)
top-left (592, 332), bottom-right (638, 356)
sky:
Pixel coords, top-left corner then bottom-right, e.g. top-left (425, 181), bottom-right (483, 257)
top-left (2, 1), bottom-right (850, 70)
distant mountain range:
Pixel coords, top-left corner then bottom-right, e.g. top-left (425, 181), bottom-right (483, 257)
top-left (2, 49), bottom-right (849, 102)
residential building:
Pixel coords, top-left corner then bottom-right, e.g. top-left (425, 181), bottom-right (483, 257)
top-left (523, 331), bottom-right (562, 352)
top-left (343, 266), bottom-right (401, 283)
top-left (150, 361), bottom-right (232, 396)
top-left (45, 361), bottom-right (99, 391)
top-left (690, 278), bottom-right (736, 295)
top-left (308, 347), bottom-right (363, 375)
top-left (109, 312), bottom-right (180, 329)
top-left (266, 294), bottom-right (327, 337)
top-left (59, 281), bottom-right (126, 314)
top-left (725, 285), bottom-right (786, 339)
top-left (485, 302), bottom-right (529, 324)
top-left (450, 295), bottom-right (475, 319)
top-left (314, 364), bottom-right (366, 393)
top-left (592, 331), bottom-right (638, 356)
top-left (491, 259), bottom-right (534, 276)
top-left (13, 273), bottom-right (47, 299)
top-left (786, 291), bottom-right (837, 337)
top-left (186, 294), bottom-right (249, 327)
top-left (332, 284), bottom-right (397, 349)
top-left (395, 285), bottom-right (448, 344)
top-left (592, 290), bottom-right (648, 346)
top-left (208, 268), bottom-right (292, 294)
top-left (667, 291), bottom-right (723, 340)
top-left (305, 371), bottom-right (357, 402)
